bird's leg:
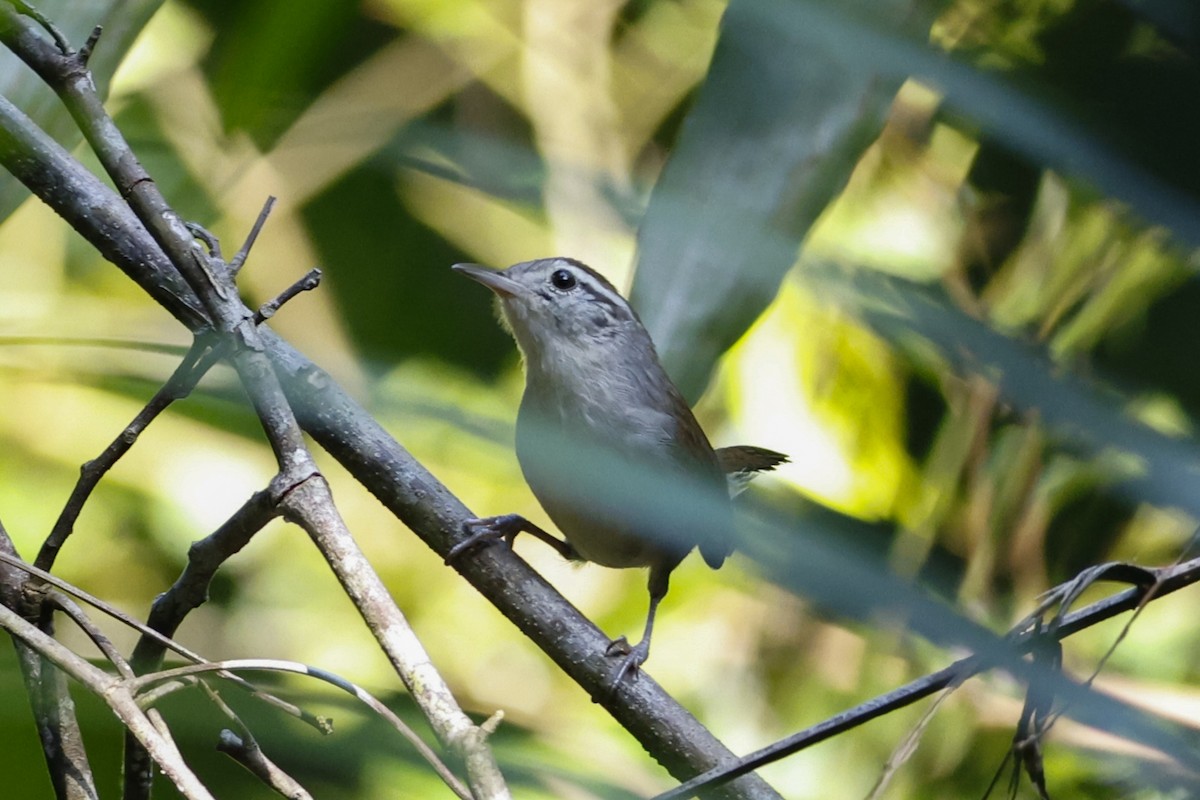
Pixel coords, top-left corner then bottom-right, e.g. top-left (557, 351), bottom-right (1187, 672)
top-left (606, 564), bottom-right (670, 688)
top-left (445, 513), bottom-right (578, 563)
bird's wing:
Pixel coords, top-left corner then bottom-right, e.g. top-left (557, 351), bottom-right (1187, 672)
top-left (655, 386), bottom-right (732, 570)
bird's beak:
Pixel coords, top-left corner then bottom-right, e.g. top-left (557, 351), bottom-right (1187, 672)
top-left (452, 263), bottom-right (523, 298)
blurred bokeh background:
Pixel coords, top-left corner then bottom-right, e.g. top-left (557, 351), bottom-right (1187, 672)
top-left (2, 0), bottom-right (1200, 797)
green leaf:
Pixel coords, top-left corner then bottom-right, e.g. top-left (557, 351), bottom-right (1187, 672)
top-left (630, 0), bottom-right (918, 402)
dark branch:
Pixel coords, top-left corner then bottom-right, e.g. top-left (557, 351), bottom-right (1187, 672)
top-left (0, 522), bottom-right (97, 800)
top-left (231, 195), bottom-right (276, 275)
top-left (37, 337), bottom-right (221, 571)
top-left (130, 488), bottom-right (278, 674)
top-left (255, 268), bottom-right (321, 324)
top-left (654, 556), bottom-right (1200, 799)
top-left (217, 730), bottom-right (313, 800)
top-left (0, 91), bottom-right (207, 328)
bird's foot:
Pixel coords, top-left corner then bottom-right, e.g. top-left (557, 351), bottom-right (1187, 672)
top-left (605, 635), bottom-right (650, 691)
top-left (445, 514), bottom-right (525, 564)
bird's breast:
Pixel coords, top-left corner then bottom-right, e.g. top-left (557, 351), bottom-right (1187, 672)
top-left (514, 396), bottom-right (719, 569)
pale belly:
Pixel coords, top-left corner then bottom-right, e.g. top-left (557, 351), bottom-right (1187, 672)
top-left (535, 491), bottom-right (663, 568)
top-left (514, 389), bottom-right (711, 569)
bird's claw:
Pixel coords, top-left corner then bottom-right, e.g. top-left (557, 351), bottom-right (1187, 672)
top-left (445, 515), bottom-right (520, 564)
top-left (605, 636), bottom-right (631, 657)
top-left (606, 636), bottom-right (649, 690)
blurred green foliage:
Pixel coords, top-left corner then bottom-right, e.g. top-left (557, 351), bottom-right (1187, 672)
top-left (2, 0), bottom-right (1200, 797)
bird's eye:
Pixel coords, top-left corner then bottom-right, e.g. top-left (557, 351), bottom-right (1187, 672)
top-left (550, 269), bottom-right (577, 290)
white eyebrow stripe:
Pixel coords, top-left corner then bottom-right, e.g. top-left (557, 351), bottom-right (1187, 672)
top-left (551, 258), bottom-right (628, 311)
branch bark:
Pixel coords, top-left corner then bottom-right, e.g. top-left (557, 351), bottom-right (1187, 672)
top-left (656, 556), bottom-right (1200, 798)
top-left (0, 523), bottom-right (97, 800)
top-left (1, 6), bottom-right (507, 798)
top-left (0, 5), bottom-right (781, 797)
top-left (0, 598), bottom-right (214, 799)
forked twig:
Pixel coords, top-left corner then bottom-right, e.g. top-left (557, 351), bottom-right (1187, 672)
top-left (0, 10), bottom-right (508, 792)
top-left (134, 658), bottom-right (472, 800)
top-left (255, 268), bottom-right (322, 323)
top-left (0, 599), bottom-right (214, 799)
top-left (36, 336), bottom-right (223, 571)
top-left (655, 556), bottom-right (1200, 800)
top-left (0, 550), bottom-right (324, 732)
top-left (205, 682), bottom-right (314, 800)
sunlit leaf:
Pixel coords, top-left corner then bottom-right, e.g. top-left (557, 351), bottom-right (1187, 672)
top-left (631, 0), bottom-right (913, 401)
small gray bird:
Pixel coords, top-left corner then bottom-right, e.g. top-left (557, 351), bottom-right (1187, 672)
top-left (451, 257), bottom-right (786, 686)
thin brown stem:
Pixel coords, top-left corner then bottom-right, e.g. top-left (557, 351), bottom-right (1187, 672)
top-left (3, 16), bottom-right (507, 794)
top-left (654, 556), bottom-right (1200, 800)
top-left (132, 657), bottom-right (472, 800)
top-left (231, 195), bottom-right (276, 274)
top-left (45, 590), bottom-right (133, 678)
top-left (36, 337), bottom-right (221, 571)
top-left (254, 268), bottom-right (322, 324)
top-left (217, 730), bottom-right (314, 800)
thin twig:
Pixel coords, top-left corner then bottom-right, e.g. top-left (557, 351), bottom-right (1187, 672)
top-left (130, 482), bottom-right (328, 726)
top-left (654, 556), bottom-right (1200, 800)
top-left (0, 550), bottom-right (323, 731)
top-left (76, 24), bottom-right (99, 65)
top-left (203, 681), bottom-right (316, 798)
top-left (1084, 526), bottom-right (1200, 685)
top-left (0, 523), bottom-right (98, 800)
top-left (131, 487), bottom-right (278, 668)
top-left (11, 0), bottom-right (70, 53)
top-left (132, 658), bottom-right (472, 800)
top-left (0, 551), bottom-right (205, 661)
top-left (36, 336), bottom-right (222, 571)
top-left (0, 600), bottom-right (215, 799)
top-left (217, 730), bottom-right (314, 800)
top-left (137, 677), bottom-right (199, 710)
top-left (186, 221), bottom-right (222, 260)
top-left (254, 268), bottom-right (322, 324)
top-left (231, 195), bottom-right (276, 275)
top-left (866, 670), bottom-right (970, 799)
top-left (202, 681), bottom-right (258, 740)
top-left (45, 590), bottom-right (133, 678)
top-left (0, 335), bottom-right (191, 354)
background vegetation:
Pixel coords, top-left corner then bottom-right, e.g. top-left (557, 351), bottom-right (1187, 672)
top-left (2, 0), bottom-right (1200, 797)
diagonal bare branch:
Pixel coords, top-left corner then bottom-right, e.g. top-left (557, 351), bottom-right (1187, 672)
top-left (0, 4), bottom-right (788, 797)
top-left (0, 11), bottom-right (509, 798)
top-left (0, 522), bottom-right (97, 800)
top-left (131, 657), bottom-right (473, 800)
top-left (654, 555), bottom-right (1200, 799)
top-left (0, 599), bottom-right (215, 800)
top-left (37, 336), bottom-right (222, 571)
